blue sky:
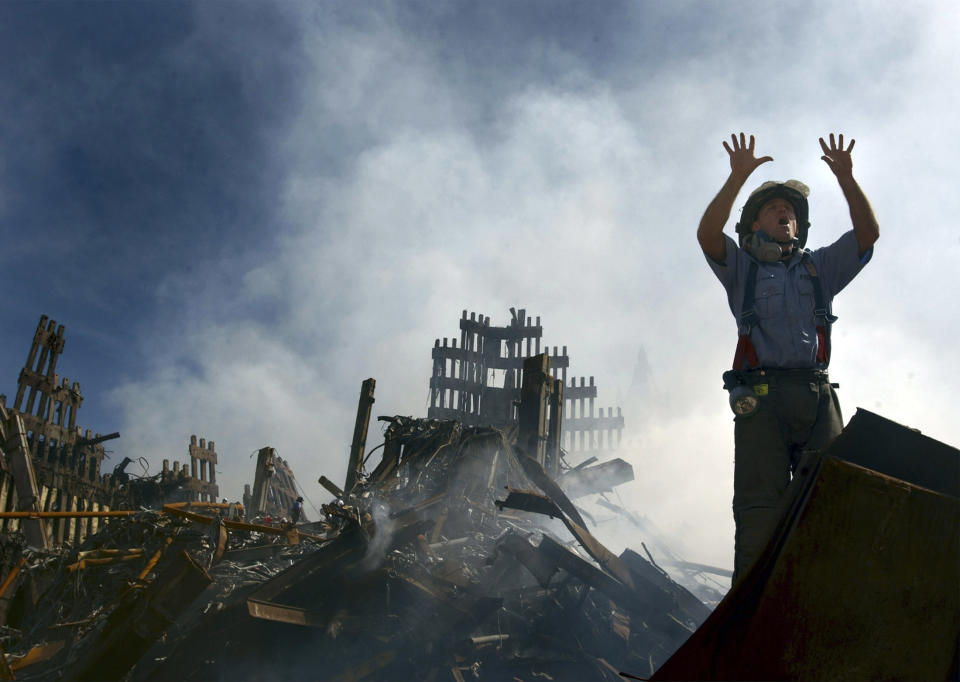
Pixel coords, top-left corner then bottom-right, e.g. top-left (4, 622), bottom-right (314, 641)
top-left (2, 1), bottom-right (957, 571)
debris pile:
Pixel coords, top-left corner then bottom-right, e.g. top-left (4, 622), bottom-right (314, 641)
top-left (1, 315), bottom-right (715, 680)
top-left (2, 397), bottom-right (708, 679)
top-left (140, 408), bottom-right (709, 681)
top-left (0, 505), bottom-right (320, 680)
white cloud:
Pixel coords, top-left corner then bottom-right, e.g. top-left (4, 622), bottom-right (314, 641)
top-left (114, 1), bottom-right (959, 575)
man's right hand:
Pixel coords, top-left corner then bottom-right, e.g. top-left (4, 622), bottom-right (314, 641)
top-left (723, 132), bottom-right (773, 181)
top-left (698, 133), bottom-right (772, 262)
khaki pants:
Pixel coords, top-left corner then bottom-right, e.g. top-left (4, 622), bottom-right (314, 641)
top-left (731, 371), bottom-right (843, 583)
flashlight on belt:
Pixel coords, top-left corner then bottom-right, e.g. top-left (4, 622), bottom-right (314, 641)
top-left (728, 384), bottom-right (759, 417)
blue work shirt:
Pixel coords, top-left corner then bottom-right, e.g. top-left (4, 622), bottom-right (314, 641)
top-left (705, 231), bottom-right (872, 369)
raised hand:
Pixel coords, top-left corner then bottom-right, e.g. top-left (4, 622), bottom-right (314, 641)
top-left (819, 133), bottom-right (855, 180)
top-left (723, 132), bottom-right (773, 181)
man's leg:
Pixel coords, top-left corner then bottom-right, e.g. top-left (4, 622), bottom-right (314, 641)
top-left (732, 399), bottom-right (791, 583)
top-left (804, 382), bottom-right (844, 452)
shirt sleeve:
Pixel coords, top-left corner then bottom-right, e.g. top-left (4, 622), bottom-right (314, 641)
top-left (810, 230), bottom-right (872, 297)
top-left (703, 233), bottom-right (743, 289)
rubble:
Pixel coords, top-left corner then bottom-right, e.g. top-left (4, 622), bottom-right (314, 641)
top-left (134, 363), bottom-right (708, 681)
top-left (0, 315), bottom-right (719, 680)
top-left (3, 310), bottom-right (951, 679)
top-left (0, 506), bottom-right (322, 680)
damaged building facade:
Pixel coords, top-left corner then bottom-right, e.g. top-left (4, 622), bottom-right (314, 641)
top-left (0, 316), bottom-right (224, 548)
top-left (429, 308), bottom-right (625, 459)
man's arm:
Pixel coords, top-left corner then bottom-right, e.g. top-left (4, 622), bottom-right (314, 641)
top-left (819, 134), bottom-right (879, 256)
top-left (698, 133), bottom-right (773, 262)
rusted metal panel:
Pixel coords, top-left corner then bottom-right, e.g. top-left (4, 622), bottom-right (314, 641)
top-left (652, 454), bottom-right (960, 681)
top-left (828, 407), bottom-right (959, 498)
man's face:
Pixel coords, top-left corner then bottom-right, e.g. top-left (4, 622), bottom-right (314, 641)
top-left (752, 197), bottom-right (797, 246)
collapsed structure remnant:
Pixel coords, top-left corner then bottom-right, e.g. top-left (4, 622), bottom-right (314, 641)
top-left (429, 308), bottom-right (625, 459)
top-left (243, 447), bottom-right (305, 523)
top-left (0, 316), bottom-right (231, 547)
top-left (158, 435), bottom-right (219, 503)
top-left (0, 316), bottom-right (124, 547)
top-left (0, 354), bottom-right (712, 680)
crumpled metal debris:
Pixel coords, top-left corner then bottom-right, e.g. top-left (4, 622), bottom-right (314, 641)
top-left (137, 417), bottom-right (710, 681)
top-left (0, 506), bottom-right (323, 681)
top-left (0, 412), bottom-right (710, 681)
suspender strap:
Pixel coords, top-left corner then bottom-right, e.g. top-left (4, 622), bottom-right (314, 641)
top-left (733, 333), bottom-right (759, 370)
top-left (815, 326), bottom-right (829, 364)
top-left (733, 260), bottom-right (760, 370)
top-left (802, 255), bottom-right (837, 367)
top-left (738, 260), bottom-right (760, 334)
top-left (733, 254), bottom-right (838, 370)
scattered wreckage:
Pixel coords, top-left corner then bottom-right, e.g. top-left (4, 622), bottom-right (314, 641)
top-left (4, 312), bottom-right (953, 680)
top-left (0, 354), bottom-right (710, 680)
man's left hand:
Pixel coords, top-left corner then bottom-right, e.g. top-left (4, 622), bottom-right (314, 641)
top-left (820, 133), bottom-right (855, 181)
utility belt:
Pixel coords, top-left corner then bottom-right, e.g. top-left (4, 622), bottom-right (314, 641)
top-left (738, 367), bottom-right (831, 383)
top-left (722, 368), bottom-right (835, 417)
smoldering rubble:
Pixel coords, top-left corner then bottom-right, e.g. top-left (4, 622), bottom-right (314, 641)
top-left (0, 412), bottom-right (712, 681)
top-left (0, 314), bottom-right (723, 680)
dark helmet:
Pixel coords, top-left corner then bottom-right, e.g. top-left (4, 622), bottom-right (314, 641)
top-left (736, 179), bottom-right (811, 248)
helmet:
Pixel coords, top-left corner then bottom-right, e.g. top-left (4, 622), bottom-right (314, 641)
top-left (735, 179), bottom-right (811, 248)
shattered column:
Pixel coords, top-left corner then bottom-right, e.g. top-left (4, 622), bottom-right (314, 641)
top-left (518, 354), bottom-right (553, 467)
top-left (345, 378), bottom-right (375, 494)
top-left (188, 435), bottom-right (218, 502)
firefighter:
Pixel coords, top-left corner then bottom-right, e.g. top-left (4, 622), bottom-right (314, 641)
top-left (290, 496), bottom-right (304, 525)
top-left (697, 133), bottom-right (879, 582)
